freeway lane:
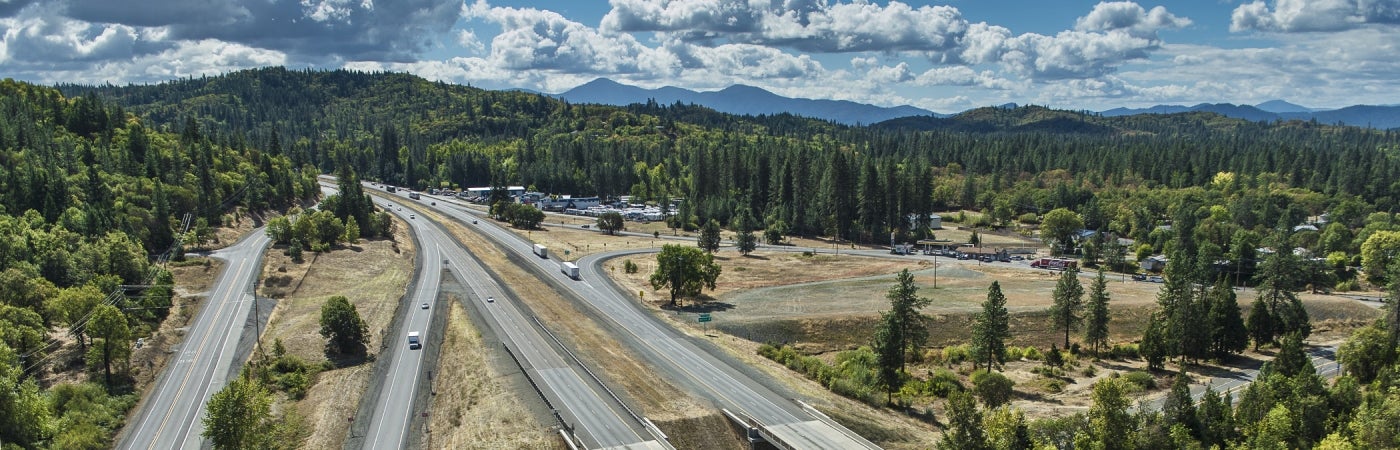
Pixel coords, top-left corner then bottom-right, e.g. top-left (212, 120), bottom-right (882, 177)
top-left (414, 191), bottom-right (878, 449)
top-left (364, 187), bottom-right (662, 450)
top-left (118, 228), bottom-right (272, 450)
top-left (360, 225), bottom-right (440, 450)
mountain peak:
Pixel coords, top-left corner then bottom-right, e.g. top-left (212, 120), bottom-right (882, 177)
top-left (1255, 99), bottom-right (1313, 113)
top-left (559, 79), bottom-right (940, 124)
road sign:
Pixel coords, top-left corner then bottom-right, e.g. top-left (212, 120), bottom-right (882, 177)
top-left (698, 313), bottom-right (712, 323)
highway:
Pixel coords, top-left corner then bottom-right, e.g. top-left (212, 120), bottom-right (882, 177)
top-left (118, 227), bottom-right (272, 450)
top-left (362, 187), bottom-right (663, 450)
top-left (413, 190), bottom-right (880, 449)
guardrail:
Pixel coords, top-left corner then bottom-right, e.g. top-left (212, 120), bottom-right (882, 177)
top-left (530, 315), bottom-right (676, 450)
top-left (501, 342), bottom-right (584, 449)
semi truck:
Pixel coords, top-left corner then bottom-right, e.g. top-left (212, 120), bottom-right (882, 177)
top-left (1030, 258), bottom-right (1078, 270)
top-left (533, 244), bottom-right (548, 258)
top-left (561, 261), bottom-right (580, 280)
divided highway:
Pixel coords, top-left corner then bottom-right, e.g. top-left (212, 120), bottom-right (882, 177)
top-left (119, 228), bottom-right (272, 450)
top-left (412, 190), bottom-right (880, 450)
top-left (361, 186), bottom-right (664, 450)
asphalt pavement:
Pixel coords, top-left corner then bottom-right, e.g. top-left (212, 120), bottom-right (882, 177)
top-left (118, 227), bottom-right (272, 450)
top-left (361, 187), bottom-right (662, 450)
top-left (413, 191), bottom-right (879, 450)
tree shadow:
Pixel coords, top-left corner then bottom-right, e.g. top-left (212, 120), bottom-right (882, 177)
top-left (741, 254), bottom-right (770, 260)
top-left (662, 300), bottom-right (738, 313)
top-left (324, 347), bottom-right (371, 368)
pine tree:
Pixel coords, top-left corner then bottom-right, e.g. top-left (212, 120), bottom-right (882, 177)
top-left (973, 281), bottom-right (1010, 371)
top-left (1247, 296), bottom-right (1273, 350)
top-left (939, 392), bottom-right (991, 450)
top-left (887, 269), bottom-right (932, 371)
top-left (872, 311), bottom-right (904, 404)
top-left (698, 218), bottom-right (721, 253)
top-left (1084, 269), bottom-right (1112, 356)
top-left (1140, 312), bottom-right (1169, 371)
top-left (733, 210), bottom-right (757, 255)
top-left (1206, 279), bottom-right (1248, 359)
top-left (1162, 369), bottom-right (1199, 437)
top-left (1049, 268), bottom-right (1084, 349)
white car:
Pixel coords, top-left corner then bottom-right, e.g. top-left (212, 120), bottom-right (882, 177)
top-left (487, 296), bottom-right (495, 303)
top-left (420, 302), bottom-right (429, 309)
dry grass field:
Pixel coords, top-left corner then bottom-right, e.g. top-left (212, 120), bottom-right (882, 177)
top-left (428, 300), bottom-right (563, 449)
top-left (256, 222), bottom-right (415, 450)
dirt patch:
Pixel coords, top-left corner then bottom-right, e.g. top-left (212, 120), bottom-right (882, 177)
top-left (254, 222), bottom-right (415, 450)
top-left (428, 301), bottom-right (562, 449)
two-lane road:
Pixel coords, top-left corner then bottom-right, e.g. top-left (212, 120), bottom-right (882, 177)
top-left (119, 228), bottom-right (272, 450)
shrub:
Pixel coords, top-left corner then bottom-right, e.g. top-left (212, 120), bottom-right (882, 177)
top-left (1018, 213), bottom-right (1040, 224)
top-left (942, 344), bottom-right (971, 365)
top-left (623, 260), bottom-right (639, 274)
top-left (971, 369), bottom-right (1016, 408)
top-left (1081, 365), bottom-right (1098, 377)
top-left (1336, 279), bottom-right (1359, 292)
top-left (1110, 343), bottom-right (1139, 359)
top-left (1122, 371), bottom-right (1155, 390)
top-left (1004, 346), bottom-right (1026, 361)
top-left (1023, 347), bottom-right (1044, 361)
top-left (926, 369), bottom-right (964, 397)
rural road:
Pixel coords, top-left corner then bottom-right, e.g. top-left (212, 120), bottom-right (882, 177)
top-left (413, 190), bottom-right (879, 449)
top-left (118, 227), bottom-right (272, 450)
top-left (363, 186), bottom-right (663, 450)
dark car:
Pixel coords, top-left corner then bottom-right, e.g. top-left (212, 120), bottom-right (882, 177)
top-left (1131, 273), bottom-right (1147, 281)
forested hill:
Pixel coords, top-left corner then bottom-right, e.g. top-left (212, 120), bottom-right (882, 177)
top-left (0, 79), bottom-right (319, 448)
top-left (61, 68), bottom-right (1400, 245)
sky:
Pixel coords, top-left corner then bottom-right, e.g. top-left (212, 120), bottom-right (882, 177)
top-left (1, 0), bottom-right (1398, 112)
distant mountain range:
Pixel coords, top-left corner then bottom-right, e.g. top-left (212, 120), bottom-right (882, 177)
top-left (557, 78), bottom-right (939, 126)
top-left (1099, 101), bottom-right (1400, 129)
top-left (555, 78), bottom-right (1400, 130)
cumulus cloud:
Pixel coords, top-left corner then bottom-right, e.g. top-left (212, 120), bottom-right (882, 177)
top-left (1074, 1), bottom-right (1191, 38)
top-left (61, 0), bottom-right (456, 61)
top-left (471, 4), bottom-right (655, 74)
top-left (1231, 0), bottom-right (1400, 32)
top-left (0, 5), bottom-right (169, 67)
top-left (597, 0), bottom-right (1187, 81)
top-left (914, 66), bottom-right (1017, 90)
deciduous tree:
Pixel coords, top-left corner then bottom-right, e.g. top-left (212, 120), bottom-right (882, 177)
top-left (203, 373), bottom-right (272, 449)
top-left (597, 211), bottom-right (624, 235)
top-left (319, 296), bottom-right (368, 355)
top-left (649, 245), bottom-right (721, 307)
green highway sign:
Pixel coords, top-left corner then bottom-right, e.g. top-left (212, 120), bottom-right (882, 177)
top-left (698, 313), bottom-right (712, 323)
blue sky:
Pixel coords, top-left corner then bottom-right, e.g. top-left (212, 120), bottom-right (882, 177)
top-left (2, 0), bottom-right (1398, 112)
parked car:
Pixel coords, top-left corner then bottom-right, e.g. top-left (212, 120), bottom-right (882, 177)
top-left (1131, 273), bottom-right (1147, 281)
top-left (1147, 275), bottom-right (1165, 283)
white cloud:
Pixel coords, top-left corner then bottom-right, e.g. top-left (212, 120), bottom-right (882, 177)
top-left (914, 66), bottom-right (1017, 90)
top-left (1231, 0), bottom-right (1400, 32)
top-left (1074, 1), bottom-right (1191, 38)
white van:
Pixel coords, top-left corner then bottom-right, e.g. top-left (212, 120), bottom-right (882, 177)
top-left (407, 331), bottom-right (421, 350)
